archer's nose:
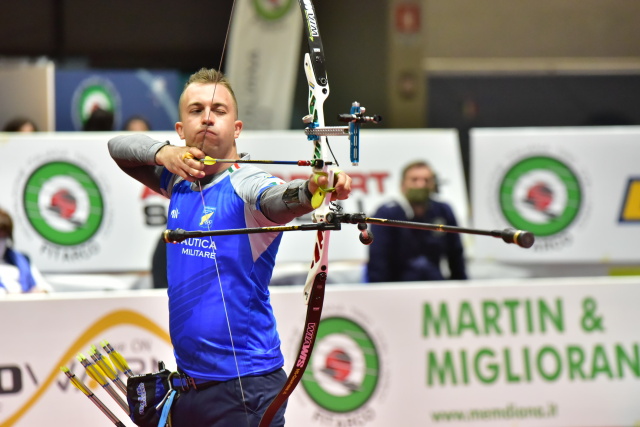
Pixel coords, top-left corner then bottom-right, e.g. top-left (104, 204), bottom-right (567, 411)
top-left (202, 109), bottom-right (214, 125)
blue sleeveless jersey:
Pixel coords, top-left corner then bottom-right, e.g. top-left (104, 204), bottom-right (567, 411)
top-left (163, 163), bottom-right (286, 381)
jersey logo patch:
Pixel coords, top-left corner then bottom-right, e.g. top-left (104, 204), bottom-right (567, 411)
top-left (200, 207), bottom-right (216, 228)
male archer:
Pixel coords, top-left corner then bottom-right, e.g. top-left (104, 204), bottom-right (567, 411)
top-left (108, 68), bottom-right (351, 426)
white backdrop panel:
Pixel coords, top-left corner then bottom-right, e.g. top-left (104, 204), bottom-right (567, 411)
top-left (2, 277), bottom-right (640, 426)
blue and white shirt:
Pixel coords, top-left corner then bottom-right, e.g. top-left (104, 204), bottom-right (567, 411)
top-left (108, 134), bottom-right (315, 380)
top-left (162, 162), bottom-right (287, 380)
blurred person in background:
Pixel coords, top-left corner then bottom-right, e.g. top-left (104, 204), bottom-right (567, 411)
top-left (367, 160), bottom-right (467, 282)
top-left (123, 115), bottom-right (151, 131)
top-left (122, 116), bottom-right (168, 288)
top-left (0, 208), bottom-right (52, 294)
top-left (3, 117), bottom-right (38, 132)
top-left (83, 107), bottom-right (114, 131)
top-left (123, 114), bottom-right (167, 288)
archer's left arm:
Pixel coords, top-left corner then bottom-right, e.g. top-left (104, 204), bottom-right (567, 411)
top-left (260, 172), bottom-right (352, 224)
top-left (260, 179), bottom-right (315, 224)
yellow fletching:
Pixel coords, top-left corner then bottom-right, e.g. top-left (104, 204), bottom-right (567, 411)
top-left (201, 156), bottom-right (217, 165)
top-left (87, 365), bottom-right (107, 385)
top-left (61, 367), bottom-right (93, 396)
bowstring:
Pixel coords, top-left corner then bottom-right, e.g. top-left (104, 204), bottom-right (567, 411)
top-left (202, 0), bottom-right (236, 141)
top-left (196, 181), bottom-right (249, 424)
top-left (195, 0), bottom-right (250, 423)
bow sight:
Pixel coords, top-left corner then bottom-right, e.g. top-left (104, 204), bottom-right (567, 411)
top-left (303, 101), bottom-right (382, 166)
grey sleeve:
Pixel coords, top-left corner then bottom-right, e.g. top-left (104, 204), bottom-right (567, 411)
top-left (259, 179), bottom-right (315, 224)
top-left (108, 134), bottom-right (170, 194)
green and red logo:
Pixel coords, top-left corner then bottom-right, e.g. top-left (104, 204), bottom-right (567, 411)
top-left (253, 0), bottom-right (294, 20)
top-left (23, 162), bottom-right (104, 245)
top-left (500, 156), bottom-right (582, 237)
top-left (301, 317), bottom-right (380, 413)
top-left (71, 77), bottom-right (120, 130)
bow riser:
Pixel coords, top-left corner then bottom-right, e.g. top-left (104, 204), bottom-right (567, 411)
top-left (259, 1), bottom-right (331, 425)
top-left (302, 49), bottom-right (333, 304)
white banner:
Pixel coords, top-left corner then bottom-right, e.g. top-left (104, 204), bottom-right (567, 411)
top-left (0, 129), bottom-right (467, 275)
top-left (2, 277), bottom-right (640, 426)
top-left (0, 132), bottom-right (168, 274)
top-left (226, 0), bottom-right (301, 130)
top-left (471, 127), bottom-right (640, 263)
top-left (0, 290), bottom-right (174, 427)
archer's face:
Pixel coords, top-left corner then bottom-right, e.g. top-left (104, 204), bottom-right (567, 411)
top-left (402, 166), bottom-right (436, 194)
top-left (175, 83), bottom-right (243, 158)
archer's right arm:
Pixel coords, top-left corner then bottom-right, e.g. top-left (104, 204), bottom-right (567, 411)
top-left (108, 134), bottom-right (205, 194)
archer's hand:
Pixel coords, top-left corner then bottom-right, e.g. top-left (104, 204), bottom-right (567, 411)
top-left (308, 169), bottom-right (352, 202)
top-left (155, 145), bottom-right (206, 182)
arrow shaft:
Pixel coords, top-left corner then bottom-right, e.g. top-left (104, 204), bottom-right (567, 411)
top-left (199, 157), bottom-right (332, 166)
top-left (62, 368), bottom-right (126, 427)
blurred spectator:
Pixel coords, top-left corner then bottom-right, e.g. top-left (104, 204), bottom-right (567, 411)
top-left (0, 208), bottom-right (52, 295)
top-left (123, 115), bottom-right (163, 287)
top-left (151, 235), bottom-right (168, 289)
top-left (83, 108), bottom-right (114, 131)
top-left (3, 117), bottom-right (38, 132)
top-left (367, 160), bottom-right (467, 282)
top-left (123, 115), bottom-right (151, 131)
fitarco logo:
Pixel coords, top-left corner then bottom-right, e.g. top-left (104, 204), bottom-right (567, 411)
top-left (71, 76), bottom-right (120, 130)
top-left (301, 316), bottom-right (380, 414)
top-left (23, 161), bottom-right (104, 245)
top-left (499, 156), bottom-right (582, 237)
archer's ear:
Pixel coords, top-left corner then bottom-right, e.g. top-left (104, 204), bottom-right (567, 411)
top-left (175, 122), bottom-right (185, 140)
top-left (234, 120), bottom-right (243, 139)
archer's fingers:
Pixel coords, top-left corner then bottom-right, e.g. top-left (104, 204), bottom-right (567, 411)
top-left (330, 170), bottom-right (352, 201)
top-left (180, 149), bottom-right (206, 181)
top-left (308, 173), bottom-right (326, 194)
top-left (156, 146), bottom-right (205, 181)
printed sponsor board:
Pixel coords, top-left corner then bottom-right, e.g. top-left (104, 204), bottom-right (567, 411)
top-left (55, 70), bottom-right (180, 131)
top-left (0, 130), bottom-right (467, 273)
top-left (3, 278), bottom-right (640, 426)
top-left (471, 127), bottom-right (640, 262)
top-left (0, 133), bottom-right (167, 273)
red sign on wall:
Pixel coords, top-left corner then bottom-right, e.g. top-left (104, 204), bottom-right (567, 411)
top-left (395, 3), bottom-right (421, 34)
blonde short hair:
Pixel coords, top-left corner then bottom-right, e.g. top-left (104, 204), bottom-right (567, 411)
top-left (179, 68), bottom-right (238, 117)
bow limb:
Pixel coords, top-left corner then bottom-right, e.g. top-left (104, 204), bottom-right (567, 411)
top-left (300, 0), bottom-right (332, 304)
top-left (258, 1), bottom-right (331, 425)
top-left (300, 46), bottom-right (333, 314)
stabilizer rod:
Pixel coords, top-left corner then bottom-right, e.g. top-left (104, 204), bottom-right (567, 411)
top-left (329, 213), bottom-right (535, 249)
top-left (164, 222), bottom-right (341, 243)
top-left (164, 211), bottom-right (534, 248)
